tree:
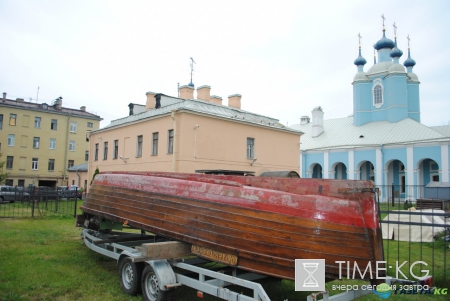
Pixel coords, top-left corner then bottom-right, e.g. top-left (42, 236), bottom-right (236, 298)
top-left (0, 153), bottom-right (9, 184)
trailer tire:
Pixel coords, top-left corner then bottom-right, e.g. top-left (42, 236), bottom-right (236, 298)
top-left (118, 257), bottom-right (143, 296)
top-left (141, 265), bottom-right (174, 301)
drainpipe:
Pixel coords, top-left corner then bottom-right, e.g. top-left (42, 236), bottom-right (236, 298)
top-left (76, 169), bottom-right (80, 187)
top-left (63, 113), bottom-right (72, 186)
top-left (171, 110), bottom-right (177, 172)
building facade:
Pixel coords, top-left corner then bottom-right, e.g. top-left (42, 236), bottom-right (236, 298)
top-left (291, 24), bottom-right (450, 202)
top-left (88, 85), bottom-right (301, 181)
top-left (0, 93), bottom-right (102, 188)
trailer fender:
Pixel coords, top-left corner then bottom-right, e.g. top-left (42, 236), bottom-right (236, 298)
top-left (144, 260), bottom-right (177, 291)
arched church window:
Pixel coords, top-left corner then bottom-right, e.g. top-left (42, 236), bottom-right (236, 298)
top-left (372, 79), bottom-right (384, 108)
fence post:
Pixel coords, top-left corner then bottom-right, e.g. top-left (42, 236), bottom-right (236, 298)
top-left (73, 188), bottom-right (78, 218)
top-left (391, 183), bottom-right (395, 207)
top-left (31, 187), bottom-right (35, 217)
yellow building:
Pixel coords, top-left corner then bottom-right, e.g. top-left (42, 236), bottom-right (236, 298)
top-left (88, 85), bottom-right (302, 181)
top-left (0, 93), bottom-right (102, 188)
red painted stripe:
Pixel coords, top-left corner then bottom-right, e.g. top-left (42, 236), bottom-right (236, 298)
top-left (92, 173), bottom-right (377, 229)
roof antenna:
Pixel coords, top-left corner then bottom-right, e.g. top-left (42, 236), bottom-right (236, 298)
top-left (189, 57), bottom-right (196, 87)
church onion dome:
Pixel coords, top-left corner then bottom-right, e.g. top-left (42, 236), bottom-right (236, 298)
top-left (390, 39), bottom-right (403, 58)
top-left (403, 49), bottom-right (416, 67)
top-left (353, 72), bottom-right (369, 82)
top-left (354, 48), bottom-right (367, 66)
top-left (388, 63), bottom-right (406, 73)
top-left (374, 30), bottom-right (395, 50)
top-left (407, 72), bottom-right (419, 82)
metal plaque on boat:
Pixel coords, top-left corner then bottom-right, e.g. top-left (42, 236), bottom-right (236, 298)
top-left (191, 245), bottom-right (238, 266)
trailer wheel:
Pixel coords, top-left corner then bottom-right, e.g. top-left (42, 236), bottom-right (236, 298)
top-left (141, 265), bottom-right (174, 301)
top-left (118, 257), bottom-right (143, 296)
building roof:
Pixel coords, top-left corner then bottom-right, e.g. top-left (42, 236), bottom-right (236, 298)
top-left (98, 98), bottom-right (302, 134)
top-left (0, 98), bottom-right (102, 120)
top-left (68, 163), bottom-right (88, 172)
top-left (430, 125), bottom-right (450, 137)
top-left (291, 117), bottom-right (449, 151)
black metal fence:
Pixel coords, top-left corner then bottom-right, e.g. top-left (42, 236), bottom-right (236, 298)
top-left (0, 187), bottom-right (83, 218)
top-left (377, 184), bottom-right (450, 288)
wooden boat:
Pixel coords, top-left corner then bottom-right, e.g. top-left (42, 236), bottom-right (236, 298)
top-left (79, 171), bottom-right (384, 283)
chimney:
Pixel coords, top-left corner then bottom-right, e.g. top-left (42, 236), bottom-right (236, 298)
top-left (80, 106), bottom-right (86, 112)
top-left (196, 85), bottom-right (211, 102)
top-left (2, 92), bottom-right (6, 102)
top-left (155, 94), bottom-right (162, 109)
top-left (311, 106), bottom-right (324, 137)
top-left (300, 115), bottom-right (310, 124)
top-left (179, 85), bottom-right (194, 99)
top-left (146, 91), bottom-right (157, 110)
top-left (210, 95), bottom-right (222, 105)
top-left (228, 94), bottom-right (242, 109)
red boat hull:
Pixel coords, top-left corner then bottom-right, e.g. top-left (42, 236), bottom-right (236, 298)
top-left (80, 172), bottom-right (384, 281)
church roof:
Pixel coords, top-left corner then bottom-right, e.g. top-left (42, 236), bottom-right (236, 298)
top-left (430, 125), bottom-right (450, 137)
top-left (291, 117), bottom-right (447, 151)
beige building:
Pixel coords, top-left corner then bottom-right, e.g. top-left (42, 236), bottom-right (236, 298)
top-left (0, 93), bottom-right (102, 188)
top-left (88, 85), bottom-right (302, 181)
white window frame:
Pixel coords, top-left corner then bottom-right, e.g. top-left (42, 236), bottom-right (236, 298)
top-left (51, 119), bottom-right (57, 130)
top-left (70, 121), bottom-right (77, 133)
top-left (49, 138), bottom-right (56, 149)
top-left (372, 78), bottom-right (384, 108)
top-left (35, 117), bottom-right (41, 128)
top-left (9, 113), bottom-right (17, 126)
top-left (32, 158), bottom-right (39, 170)
top-left (247, 138), bottom-right (255, 159)
top-left (94, 143), bottom-right (99, 161)
top-left (103, 141), bottom-right (108, 160)
top-left (33, 137), bottom-right (40, 149)
top-left (69, 140), bottom-right (76, 151)
top-left (6, 156), bottom-right (13, 169)
top-left (48, 159), bottom-right (55, 171)
top-left (136, 135), bottom-right (143, 157)
top-left (167, 130), bottom-right (174, 154)
top-left (87, 122), bottom-right (93, 128)
top-left (152, 132), bottom-right (158, 155)
top-left (8, 134), bottom-right (15, 146)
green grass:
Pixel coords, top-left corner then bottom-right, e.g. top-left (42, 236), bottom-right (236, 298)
top-left (0, 217), bottom-right (448, 301)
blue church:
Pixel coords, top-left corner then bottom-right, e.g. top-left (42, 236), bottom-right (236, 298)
top-left (291, 22), bottom-right (450, 202)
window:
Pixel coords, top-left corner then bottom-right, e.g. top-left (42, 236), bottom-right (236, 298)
top-left (70, 121), bottom-right (77, 133)
top-left (113, 140), bottom-right (118, 159)
top-left (9, 113), bottom-right (17, 126)
top-left (103, 141), bottom-right (108, 160)
top-left (167, 130), bottom-right (174, 154)
top-left (35, 117), bottom-right (41, 128)
top-left (247, 138), bottom-right (255, 159)
top-left (51, 119), bottom-right (57, 130)
top-left (68, 160), bottom-right (74, 168)
top-left (49, 138), bottom-right (56, 149)
top-left (18, 179), bottom-right (25, 187)
top-left (69, 140), bottom-right (75, 151)
top-left (85, 150), bottom-right (89, 161)
top-left (48, 159), bottom-right (55, 171)
top-left (8, 134), bottom-right (15, 146)
top-left (0, 114), bottom-right (3, 129)
top-left (6, 156), bottom-right (13, 169)
top-left (87, 122), bottom-right (93, 128)
top-left (137, 135), bottom-right (143, 157)
top-left (32, 158), bottom-right (38, 170)
top-left (33, 137), bottom-right (40, 149)
top-left (94, 143), bottom-right (99, 161)
top-left (152, 132), bottom-right (158, 155)
top-left (372, 79), bottom-right (384, 108)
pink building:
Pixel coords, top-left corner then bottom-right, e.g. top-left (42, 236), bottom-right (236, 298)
top-left (88, 85), bottom-right (302, 181)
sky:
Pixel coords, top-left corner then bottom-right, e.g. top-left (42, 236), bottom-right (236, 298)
top-left (1, 0), bottom-right (449, 128)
